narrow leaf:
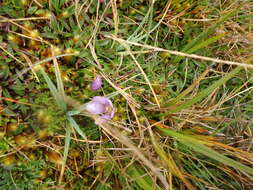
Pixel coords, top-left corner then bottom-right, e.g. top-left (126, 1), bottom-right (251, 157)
top-left (127, 165), bottom-right (155, 190)
top-left (51, 46), bottom-right (66, 109)
top-left (158, 127), bottom-right (253, 175)
top-left (166, 67), bottom-right (242, 114)
top-left (148, 127), bottom-right (196, 190)
top-left (40, 68), bottom-right (66, 110)
top-left (67, 116), bottom-right (87, 140)
top-left (186, 33), bottom-right (226, 55)
top-left (173, 10), bottom-right (235, 63)
top-left (59, 125), bottom-right (71, 183)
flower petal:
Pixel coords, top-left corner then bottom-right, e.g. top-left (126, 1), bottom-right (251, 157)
top-left (95, 114), bottom-right (113, 125)
top-left (85, 101), bottom-right (106, 114)
top-left (87, 96), bottom-right (115, 124)
top-left (91, 75), bottom-right (102, 91)
top-left (92, 96), bottom-right (113, 107)
top-left (101, 114), bottom-right (112, 120)
top-left (109, 108), bottom-right (115, 118)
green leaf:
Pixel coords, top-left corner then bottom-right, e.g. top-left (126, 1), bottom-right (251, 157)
top-left (63, 125), bottom-right (71, 164)
top-left (148, 128), bottom-right (195, 190)
top-left (10, 80), bottom-right (25, 96)
top-left (52, 47), bottom-right (66, 108)
top-left (127, 165), bottom-right (155, 190)
top-left (40, 68), bottom-right (66, 110)
top-left (186, 33), bottom-right (226, 55)
top-left (164, 67), bottom-right (242, 114)
top-left (173, 10), bottom-right (236, 63)
top-left (0, 139), bottom-right (9, 152)
top-left (61, 5), bottom-right (75, 18)
top-left (51, 0), bottom-right (60, 12)
top-left (27, 6), bottom-right (38, 15)
top-left (67, 116), bottom-right (87, 140)
top-left (158, 127), bottom-right (253, 175)
top-left (59, 0), bottom-right (67, 7)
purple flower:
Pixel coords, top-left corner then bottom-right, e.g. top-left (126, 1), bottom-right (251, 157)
top-left (85, 96), bottom-right (115, 124)
top-left (91, 75), bottom-right (102, 91)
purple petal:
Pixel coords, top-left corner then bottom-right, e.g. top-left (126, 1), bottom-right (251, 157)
top-left (85, 101), bottom-right (106, 114)
top-left (109, 108), bottom-right (115, 118)
top-left (95, 114), bottom-right (113, 125)
top-left (101, 114), bottom-right (112, 120)
top-left (92, 96), bottom-right (113, 107)
top-left (91, 75), bottom-right (102, 91)
top-left (86, 96), bottom-right (115, 124)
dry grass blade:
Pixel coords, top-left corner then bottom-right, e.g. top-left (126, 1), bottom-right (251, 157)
top-left (0, 15), bottom-right (49, 44)
top-left (10, 53), bottom-right (76, 82)
top-left (21, 53), bottom-right (40, 82)
top-left (106, 35), bottom-right (253, 69)
top-left (111, 0), bottom-right (119, 37)
top-left (99, 123), bottom-right (169, 189)
top-left (0, 97), bottom-right (40, 107)
top-left (157, 126), bottom-right (253, 175)
top-left (147, 119), bottom-right (196, 190)
top-left (168, 68), bottom-right (210, 105)
top-left (0, 44), bottom-right (25, 66)
top-left (126, 47), bottom-right (161, 108)
top-left (0, 17), bottom-right (49, 22)
top-left (55, 135), bottom-right (102, 144)
top-left (85, 1), bottom-right (111, 48)
top-left (100, 73), bottom-right (140, 108)
top-left (59, 126), bottom-right (71, 184)
top-left (10, 31), bottom-right (49, 44)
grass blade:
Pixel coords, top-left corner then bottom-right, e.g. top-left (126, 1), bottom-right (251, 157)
top-left (186, 33), bottom-right (226, 55)
top-left (127, 165), bottom-right (155, 190)
top-left (51, 46), bottom-right (66, 107)
top-left (164, 67), bottom-right (242, 114)
top-left (173, 9), bottom-right (237, 63)
top-left (59, 125), bottom-right (71, 183)
top-left (67, 115), bottom-right (87, 140)
top-left (148, 126), bottom-right (196, 190)
top-left (168, 68), bottom-right (210, 106)
top-left (157, 127), bottom-right (253, 175)
top-left (40, 68), bottom-right (66, 110)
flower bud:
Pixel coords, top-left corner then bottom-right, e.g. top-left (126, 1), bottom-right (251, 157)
top-left (91, 75), bottom-right (102, 91)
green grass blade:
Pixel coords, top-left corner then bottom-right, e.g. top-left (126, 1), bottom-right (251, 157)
top-left (59, 125), bottom-right (71, 183)
top-left (51, 0), bottom-right (60, 12)
top-left (186, 33), bottom-right (226, 55)
top-left (136, 1), bottom-right (170, 43)
top-left (164, 67), bottom-right (242, 114)
top-left (183, 11), bottom-right (234, 51)
top-left (116, 1), bottom-right (153, 50)
top-left (52, 47), bottom-right (66, 109)
top-left (168, 68), bottom-right (209, 106)
top-left (158, 127), bottom-right (253, 175)
top-left (127, 165), bottom-right (155, 190)
top-left (173, 9), bottom-right (237, 63)
top-left (40, 68), bottom-right (66, 110)
top-left (67, 115), bottom-right (87, 140)
top-left (63, 125), bottom-right (71, 164)
top-left (127, 6), bottom-right (152, 42)
top-left (148, 128), bottom-right (196, 190)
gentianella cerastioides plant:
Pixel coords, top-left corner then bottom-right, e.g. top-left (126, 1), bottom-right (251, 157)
top-left (39, 61), bottom-right (170, 188)
top-left (38, 54), bottom-right (118, 182)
